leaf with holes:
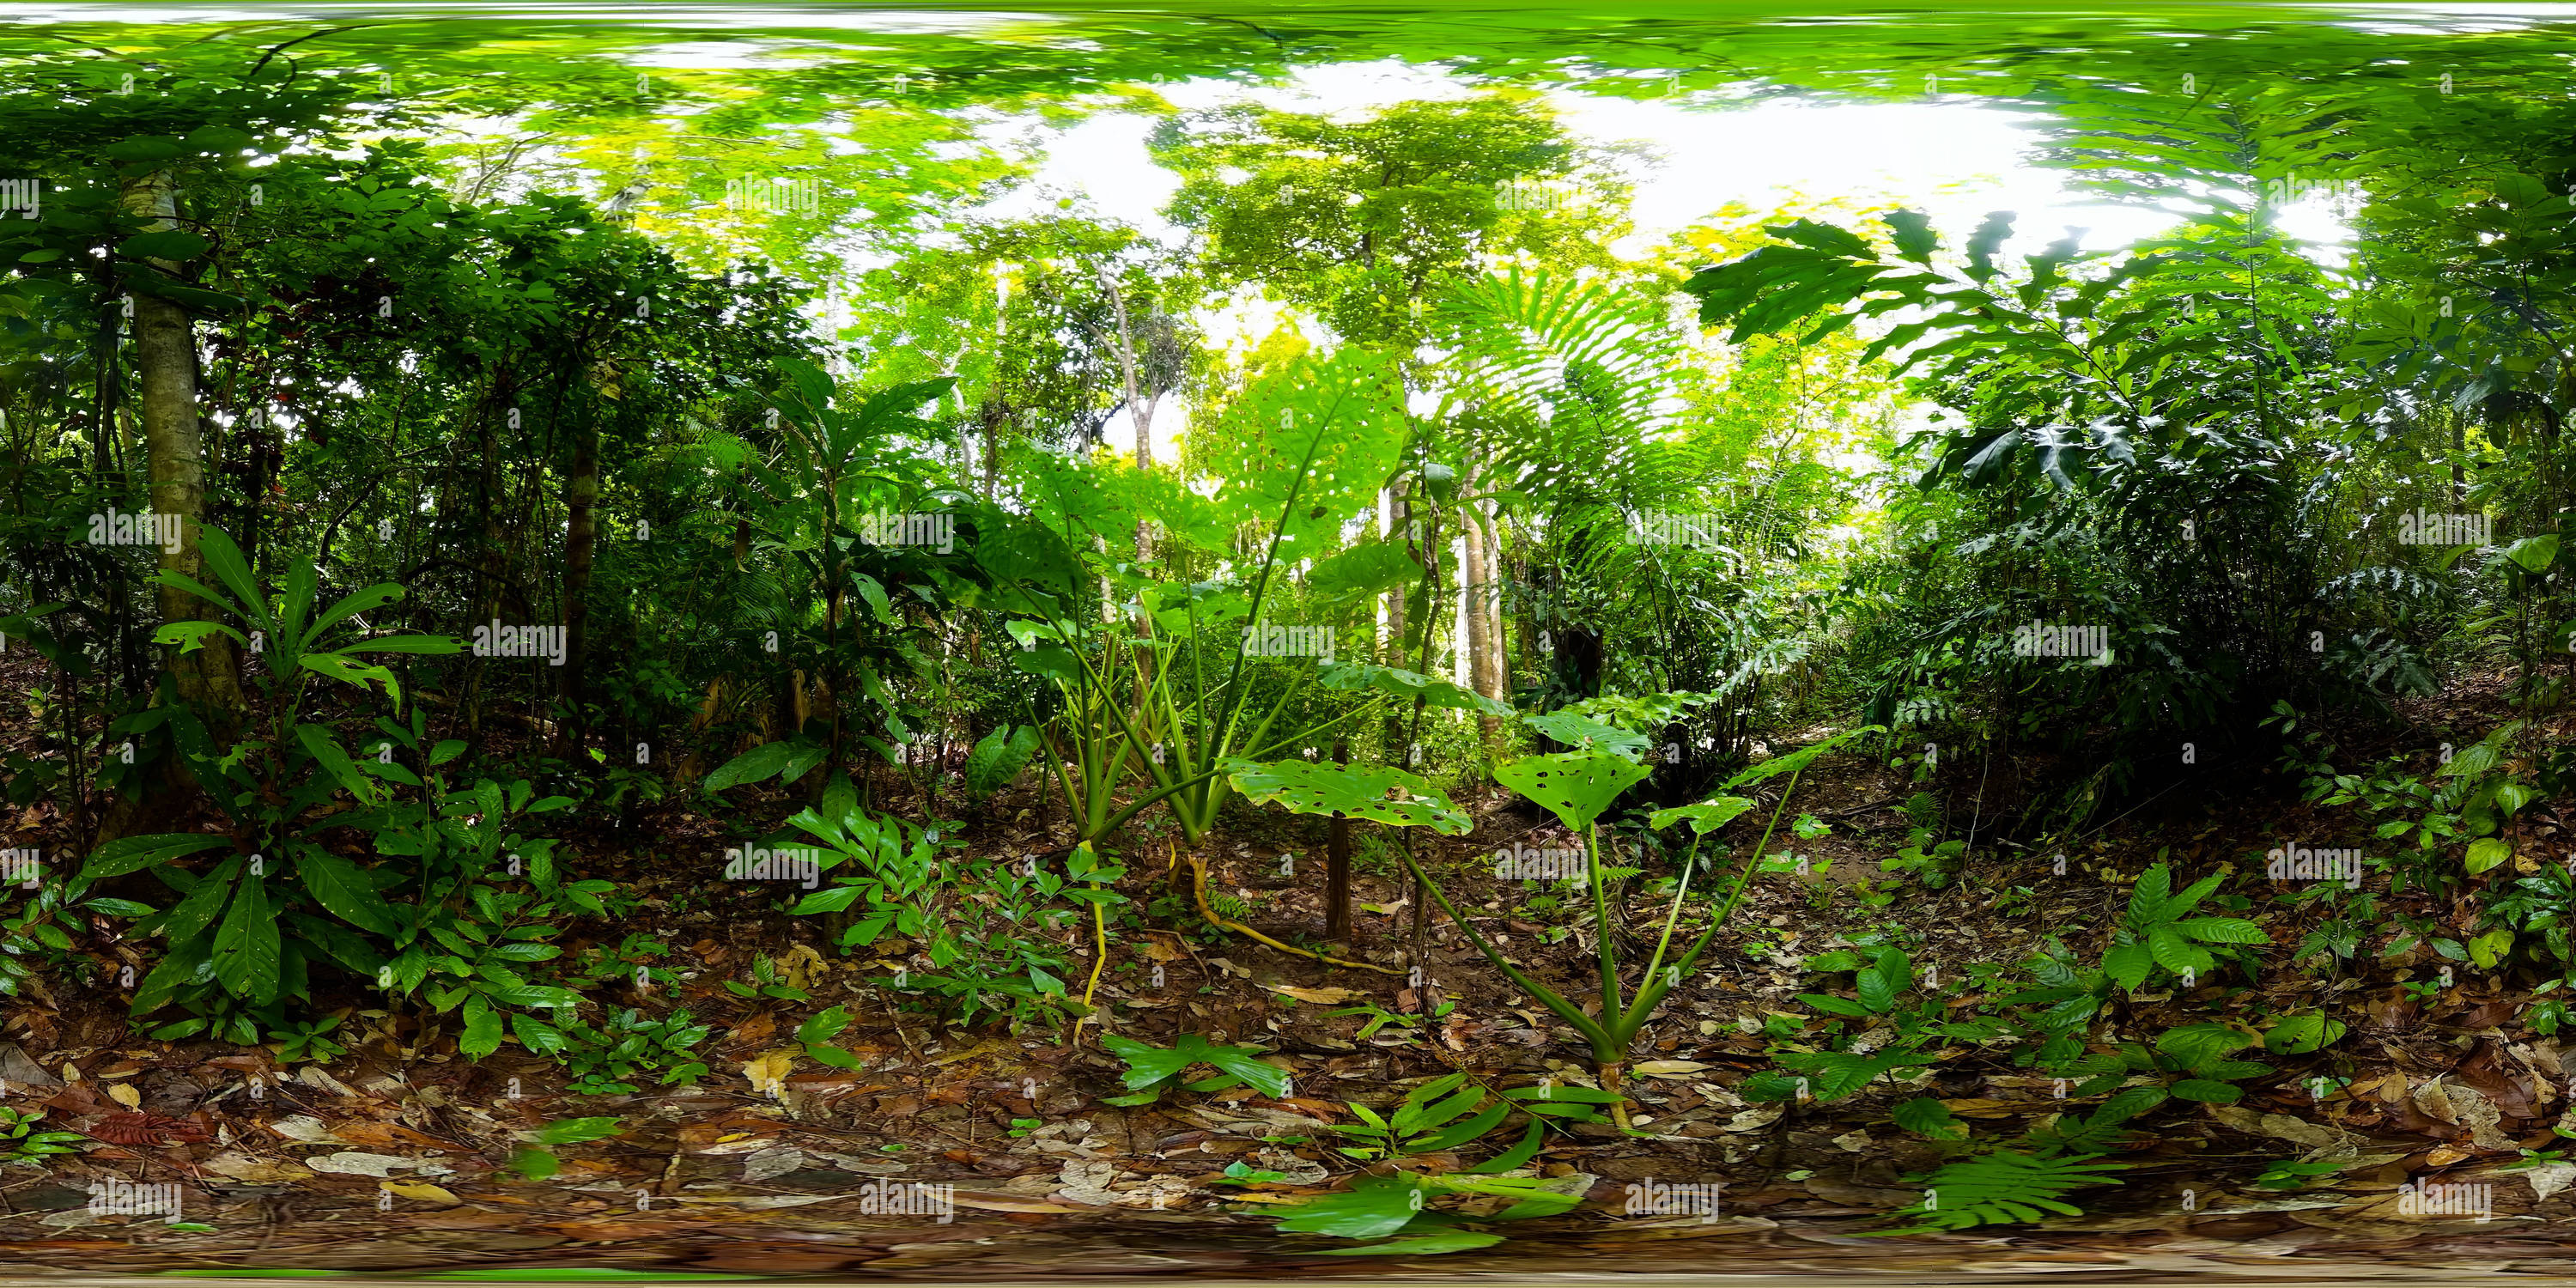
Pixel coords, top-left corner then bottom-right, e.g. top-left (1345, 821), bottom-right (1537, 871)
top-left (1222, 758), bottom-right (1470, 835)
top-left (1495, 751), bottom-right (1652, 832)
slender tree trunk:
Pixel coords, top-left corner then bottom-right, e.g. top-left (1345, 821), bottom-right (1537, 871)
top-left (1327, 737), bottom-right (1352, 942)
top-left (121, 171), bottom-right (244, 726)
top-left (1462, 497), bottom-right (1499, 744)
top-left (560, 410), bottom-right (600, 750)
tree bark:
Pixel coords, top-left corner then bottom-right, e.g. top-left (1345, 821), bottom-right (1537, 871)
top-left (121, 171), bottom-right (245, 726)
top-left (1327, 736), bottom-right (1352, 942)
top-left (1461, 497), bottom-right (1499, 743)
top-left (560, 409), bottom-right (600, 750)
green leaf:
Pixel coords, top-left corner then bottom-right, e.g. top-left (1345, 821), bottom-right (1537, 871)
top-left (79, 833), bottom-right (230, 882)
top-left (459, 999), bottom-right (505, 1059)
top-left (796, 1006), bottom-right (853, 1044)
top-left (299, 850), bottom-right (399, 936)
top-left (2262, 1014), bottom-right (2347, 1054)
top-left (2466, 837), bottom-right (2512, 875)
top-left (1647, 795), bottom-right (1757, 835)
top-left (1101, 1033), bottom-right (1197, 1090)
top-left (702, 740), bottom-right (822, 793)
top-left (964, 725), bottom-right (1042, 803)
top-left (1520, 710), bottom-right (1651, 762)
top-left (509, 1147), bottom-right (562, 1180)
top-left (2504, 534), bottom-right (2560, 574)
top-left (1719, 726), bottom-right (1883, 791)
top-left (533, 1117), bottom-right (626, 1145)
top-left (1859, 949), bottom-right (1911, 1012)
top-left (1893, 1096), bottom-right (1965, 1139)
top-left (1314, 1230), bottom-right (1502, 1256)
top-left (2154, 1023), bottom-right (2255, 1073)
top-left (119, 229), bottom-right (211, 262)
top-left (2147, 926), bottom-right (2214, 976)
top-left (1494, 751), bottom-right (1652, 832)
top-left (1305, 541), bottom-right (1425, 604)
top-left (1466, 1121), bottom-right (1546, 1174)
top-left (1223, 757), bottom-right (1472, 835)
top-left (2167, 1078), bottom-right (2242, 1104)
top-left (1315, 659), bottom-right (1513, 717)
top-left (1274, 1176), bottom-right (1425, 1239)
top-left (2103, 941), bottom-right (2154, 992)
top-left (2173, 916), bottom-right (2269, 945)
top-left (1798, 993), bottom-right (1872, 1018)
top-left (211, 880), bottom-right (280, 1002)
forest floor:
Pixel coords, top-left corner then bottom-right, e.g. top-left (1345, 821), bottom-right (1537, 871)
top-left (4, 664), bottom-right (2576, 1278)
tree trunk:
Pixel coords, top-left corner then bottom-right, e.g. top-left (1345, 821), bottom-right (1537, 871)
top-left (1327, 737), bottom-right (1352, 942)
top-left (1462, 500), bottom-right (1498, 743)
top-left (121, 170), bottom-right (245, 726)
top-left (560, 410), bottom-right (600, 750)
top-left (1382, 484), bottom-right (1409, 660)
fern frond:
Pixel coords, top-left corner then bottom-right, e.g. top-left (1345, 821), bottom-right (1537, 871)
top-left (1871, 1149), bottom-right (2127, 1235)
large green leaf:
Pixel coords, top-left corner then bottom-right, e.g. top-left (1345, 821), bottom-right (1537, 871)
top-left (1221, 757), bottom-right (1472, 835)
top-left (1316, 659), bottom-right (1512, 716)
top-left (702, 739), bottom-right (824, 793)
top-left (1274, 1176), bottom-right (1426, 1240)
top-left (964, 725), bottom-right (1042, 802)
top-left (211, 880), bottom-right (281, 1002)
top-left (1521, 710), bottom-right (1649, 762)
top-left (1718, 725), bottom-right (1883, 790)
top-left (1647, 795), bottom-right (1757, 835)
top-left (1494, 751), bottom-right (1651, 832)
top-left (299, 850), bottom-right (400, 936)
top-left (79, 833), bottom-right (230, 883)
top-left (2503, 534), bottom-right (2559, 574)
top-left (1304, 541), bottom-right (1424, 604)
top-left (2154, 1023), bottom-right (2255, 1073)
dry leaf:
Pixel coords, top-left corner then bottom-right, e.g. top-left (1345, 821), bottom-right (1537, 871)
top-left (2426, 1143), bottom-right (2473, 1167)
top-left (2518, 1162), bottom-right (2576, 1203)
top-left (380, 1181), bottom-right (461, 1204)
top-left (104, 1083), bottom-right (142, 1110)
top-left (1722, 1106), bottom-right (1783, 1133)
top-left (1262, 983), bottom-right (1362, 1005)
top-left (202, 1151), bottom-right (315, 1184)
top-left (1633, 1060), bottom-right (1713, 1077)
top-left (742, 1050), bottom-right (796, 1097)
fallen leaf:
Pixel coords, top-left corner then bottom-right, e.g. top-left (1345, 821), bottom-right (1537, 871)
top-left (305, 1151), bottom-right (454, 1178)
top-left (2517, 1162), bottom-right (2576, 1203)
top-left (202, 1151), bottom-right (315, 1184)
top-left (1722, 1106), bottom-right (1783, 1133)
top-left (104, 1083), bottom-right (142, 1110)
top-left (1633, 1060), bottom-right (1713, 1077)
top-left (1262, 983), bottom-right (1362, 1005)
top-left (380, 1181), bottom-right (461, 1204)
top-left (742, 1050), bottom-right (795, 1098)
